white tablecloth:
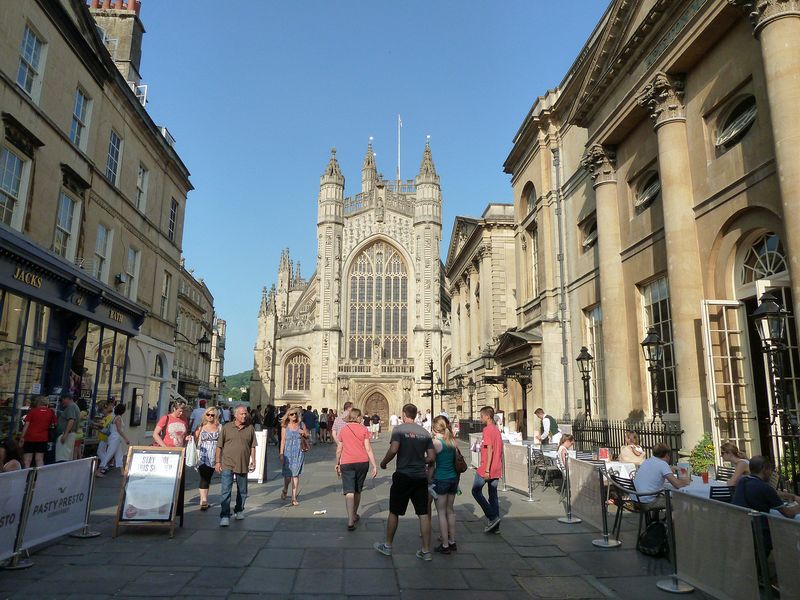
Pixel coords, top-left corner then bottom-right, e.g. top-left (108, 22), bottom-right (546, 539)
top-left (672, 475), bottom-right (724, 498)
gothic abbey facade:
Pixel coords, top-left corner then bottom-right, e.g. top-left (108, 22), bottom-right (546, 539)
top-left (250, 142), bottom-right (450, 422)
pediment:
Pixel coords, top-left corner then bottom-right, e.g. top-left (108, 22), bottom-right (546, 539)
top-left (445, 217), bottom-right (479, 272)
top-left (494, 329), bottom-right (542, 360)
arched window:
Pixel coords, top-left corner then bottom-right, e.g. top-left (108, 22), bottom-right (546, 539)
top-left (523, 182), bottom-right (537, 214)
top-left (285, 353), bottom-right (310, 391)
top-left (347, 240), bottom-right (408, 360)
top-left (740, 232), bottom-right (787, 285)
top-left (153, 355), bottom-right (164, 378)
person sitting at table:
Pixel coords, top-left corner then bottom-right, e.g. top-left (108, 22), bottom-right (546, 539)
top-left (556, 434), bottom-right (574, 466)
top-left (618, 431), bottom-right (645, 466)
top-left (720, 442), bottom-right (749, 487)
top-left (633, 443), bottom-right (690, 509)
top-left (733, 455), bottom-right (800, 517)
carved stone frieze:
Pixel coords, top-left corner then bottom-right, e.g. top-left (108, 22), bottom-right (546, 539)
top-left (636, 72), bottom-right (686, 128)
top-left (580, 144), bottom-right (617, 186)
top-left (729, 0), bottom-right (800, 34)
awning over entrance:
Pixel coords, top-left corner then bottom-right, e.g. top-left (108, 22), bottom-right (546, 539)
top-left (493, 329), bottom-right (542, 366)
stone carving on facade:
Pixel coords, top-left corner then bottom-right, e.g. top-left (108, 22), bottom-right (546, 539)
top-left (580, 144), bottom-right (618, 185)
top-left (636, 72), bottom-right (686, 127)
top-left (729, 0), bottom-right (800, 32)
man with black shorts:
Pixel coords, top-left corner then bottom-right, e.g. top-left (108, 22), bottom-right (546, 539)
top-left (374, 403), bottom-right (435, 561)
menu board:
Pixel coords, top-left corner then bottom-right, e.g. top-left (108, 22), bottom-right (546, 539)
top-left (115, 446), bottom-right (184, 537)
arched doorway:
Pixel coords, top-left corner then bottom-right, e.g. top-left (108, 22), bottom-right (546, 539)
top-left (363, 392), bottom-right (390, 426)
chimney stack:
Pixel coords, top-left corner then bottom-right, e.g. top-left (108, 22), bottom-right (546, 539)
top-left (88, 0), bottom-right (145, 82)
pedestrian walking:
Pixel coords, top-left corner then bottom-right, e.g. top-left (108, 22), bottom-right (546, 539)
top-left (327, 409), bottom-right (336, 443)
top-left (335, 408), bottom-right (378, 530)
top-left (216, 405), bottom-right (257, 526)
top-left (431, 415), bottom-right (459, 553)
top-left (264, 404), bottom-right (277, 444)
top-left (55, 392), bottom-right (80, 462)
top-left (188, 399), bottom-right (207, 432)
top-left (302, 405), bottom-right (317, 444)
top-left (472, 406), bottom-right (504, 533)
top-left (20, 395), bottom-right (56, 468)
top-left (332, 401), bottom-right (352, 445)
top-left (95, 404), bottom-right (130, 477)
top-left (153, 401), bottom-right (190, 448)
top-left (280, 407), bottom-right (308, 506)
top-left (195, 407), bottom-right (221, 511)
top-left (374, 403), bottom-right (436, 561)
top-left (319, 408), bottom-right (330, 443)
top-left (370, 413), bottom-right (381, 440)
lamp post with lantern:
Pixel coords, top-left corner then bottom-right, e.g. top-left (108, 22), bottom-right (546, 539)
top-left (641, 327), bottom-right (665, 422)
top-left (576, 346), bottom-right (594, 419)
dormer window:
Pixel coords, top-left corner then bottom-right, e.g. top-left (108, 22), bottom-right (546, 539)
top-left (635, 172), bottom-right (661, 212)
top-left (716, 96), bottom-right (757, 151)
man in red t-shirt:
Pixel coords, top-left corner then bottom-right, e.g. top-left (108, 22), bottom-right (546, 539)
top-left (21, 396), bottom-right (56, 467)
top-left (471, 406), bottom-right (504, 533)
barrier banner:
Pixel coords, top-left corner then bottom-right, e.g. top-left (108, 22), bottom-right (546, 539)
top-left (568, 458), bottom-right (603, 531)
top-left (469, 433), bottom-right (482, 469)
top-left (0, 469), bottom-right (31, 561)
top-left (20, 458), bottom-right (94, 551)
top-left (765, 513), bottom-right (800, 599)
top-left (248, 431), bottom-right (268, 483)
top-left (671, 492), bottom-right (758, 600)
top-left (503, 443), bottom-right (529, 494)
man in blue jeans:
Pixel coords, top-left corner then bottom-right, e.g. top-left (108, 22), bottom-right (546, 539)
top-left (215, 405), bottom-right (257, 527)
top-left (472, 406), bottom-right (504, 533)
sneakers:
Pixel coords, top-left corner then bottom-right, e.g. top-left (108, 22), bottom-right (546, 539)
top-left (415, 549), bottom-right (433, 561)
top-left (428, 484), bottom-right (439, 499)
top-left (448, 542), bottom-right (458, 552)
top-left (219, 517), bottom-right (230, 527)
top-left (373, 542), bottom-right (392, 556)
top-left (234, 512), bottom-right (245, 521)
top-left (484, 516), bottom-right (501, 533)
top-left (433, 544), bottom-right (451, 555)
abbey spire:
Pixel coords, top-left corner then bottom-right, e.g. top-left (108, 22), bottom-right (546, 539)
top-left (416, 137), bottom-right (439, 185)
top-left (361, 138), bottom-right (377, 193)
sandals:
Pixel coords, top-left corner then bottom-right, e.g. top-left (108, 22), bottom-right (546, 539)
top-left (354, 514), bottom-right (360, 523)
top-left (281, 490), bottom-right (288, 501)
top-left (347, 523), bottom-right (356, 531)
top-left (291, 500), bottom-right (300, 506)
top-left (200, 503), bottom-right (209, 511)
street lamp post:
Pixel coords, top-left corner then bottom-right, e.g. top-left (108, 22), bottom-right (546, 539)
top-left (467, 377), bottom-right (476, 421)
top-left (751, 292), bottom-right (798, 492)
top-left (576, 346), bottom-right (594, 419)
top-left (641, 327), bottom-right (664, 422)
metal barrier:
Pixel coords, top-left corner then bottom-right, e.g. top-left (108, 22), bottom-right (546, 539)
top-left (2, 458), bottom-right (99, 569)
top-left (568, 458), bottom-right (619, 547)
top-left (764, 512), bottom-right (800, 599)
top-left (469, 433), bottom-right (481, 469)
top-left (557, 457), bottom-right (581, 524)
top-left (662, 491), bottom-right (760, 598)
top-left (502, 442), bottom-right (536, 502)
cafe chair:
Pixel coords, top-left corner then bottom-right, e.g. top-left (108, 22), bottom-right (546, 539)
top-left (709, 486), bottom-right (734, 503)
top-left (608, 472), bottom-right (665, 542)
top-left (715, 466), bottom-right (735, 482)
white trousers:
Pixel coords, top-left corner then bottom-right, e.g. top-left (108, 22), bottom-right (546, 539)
top-left (99, 431), bottom-right (124, 469)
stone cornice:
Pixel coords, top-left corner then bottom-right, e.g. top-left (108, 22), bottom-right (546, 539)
top-left (729, 0), bottom-right (800, 35)
top-left (581, 144), bottom-right (618, 186)
top-left (637, 72), bottom-right (686, 128)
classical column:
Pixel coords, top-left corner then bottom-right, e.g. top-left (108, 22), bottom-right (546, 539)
top-left (460, 280), bottom-right (471, 360)
top-left (477, 243), bottom-right (493, 352)
top-left (638, 72), bottom-right (706, 447)
top-left (450, 286), bottom-right (461, 369)
top-left (468, 265), bottom-right (481, 358)
top-left (581, 145), bottom-right (633, 419)
top-left (731, 0), bottom-right (800, 329)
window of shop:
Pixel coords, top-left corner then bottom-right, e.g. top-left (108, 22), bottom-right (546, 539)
top-left (53, 192), bottom-right (78, 260)
top-left (0, 146), bottom-right (25, 227)
top-left (69, 88), bottom-right (91, 151)
top-left (640, 277), bottom-right (678, 415)
top-left (285, 352), bottom-right (310, 391)
top-left (16, 25), bottom-right (45, 100)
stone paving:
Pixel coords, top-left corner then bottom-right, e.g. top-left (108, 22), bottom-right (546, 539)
top-left (0, 439), bottom-right (715, 599)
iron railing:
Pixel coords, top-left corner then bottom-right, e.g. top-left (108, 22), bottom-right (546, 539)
top-left (570, 417), bottom-right (684, 459)
top-left (457, 419), bottom-right (483, 441)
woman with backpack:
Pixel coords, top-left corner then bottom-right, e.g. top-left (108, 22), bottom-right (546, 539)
top-left (431, 415), bottom-right (460, 554)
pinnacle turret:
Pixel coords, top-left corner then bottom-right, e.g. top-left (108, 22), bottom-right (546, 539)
top-left (416, 137), bottom-right (439, 184)
top-left (361, 138), bottom-right (378, 193)
top-left (321, 147), bottom-right (344, 181)
top-left (259, 286), bottom-right (268, 316)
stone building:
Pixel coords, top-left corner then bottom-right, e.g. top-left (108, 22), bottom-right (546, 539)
top-left (444, 204), bottom-right (517, 424)
top-left (501, 0), bottom-right (800, 452)
top-left (175, 262), bottom-right (214, 403)
top-left (250, 142), bottom-right (450, 421)
top-left (0, 0), bottom-right (191, 445)
top-left (210, 317), bottom-right (226, 401)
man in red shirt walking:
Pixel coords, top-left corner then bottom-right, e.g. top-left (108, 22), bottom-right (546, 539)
top-left (472, 406), bottom-right (503, 533)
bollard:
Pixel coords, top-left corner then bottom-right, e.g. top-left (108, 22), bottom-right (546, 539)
top-left (557, 457), bottom-right (582, 524)
top-left (655, 491), bottom-right (694, 593)
top-left (70, 457), bottom-right (101, 539)
top-left (591, 466), bottom-right (621, 548)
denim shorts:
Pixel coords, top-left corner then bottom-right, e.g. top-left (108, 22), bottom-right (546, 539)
top-left (433, 478), bottom-right (459, 495)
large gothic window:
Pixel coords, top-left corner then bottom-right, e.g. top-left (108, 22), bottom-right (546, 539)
top-left (740, 232), bottom-right (787, 285)
top-left (285, 352), bottom-right (310, 391)
top-left (347, 241), bottom-right (408, 360)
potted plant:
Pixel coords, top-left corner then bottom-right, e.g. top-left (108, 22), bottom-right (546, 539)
top-left (689, 433), bottom-right (715, 483)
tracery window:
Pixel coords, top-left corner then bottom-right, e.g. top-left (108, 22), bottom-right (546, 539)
top-left (740, 233), bottom-right (787, 285)
top-left (285, 353), bottom-right (310, 391)
top-left (347, 241), bottom-right (408, 360)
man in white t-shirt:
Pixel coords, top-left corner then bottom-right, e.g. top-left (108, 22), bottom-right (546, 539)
top-left (389, 414), bottom-right (400, 429)
top-left (633, 443), bottom-right (690, 508)
top-left (189, 399), bottom-right (206, 433)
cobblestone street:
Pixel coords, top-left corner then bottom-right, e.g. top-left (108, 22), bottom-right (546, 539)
top-left (0, 440), bottom-right (712, 600)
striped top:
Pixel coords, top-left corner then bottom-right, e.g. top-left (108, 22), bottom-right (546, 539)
top-left (198, 429), bottom-right (220, 468)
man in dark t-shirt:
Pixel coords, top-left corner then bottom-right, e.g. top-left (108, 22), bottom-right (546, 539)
top-left (374, 403), bottom-right (435, 561)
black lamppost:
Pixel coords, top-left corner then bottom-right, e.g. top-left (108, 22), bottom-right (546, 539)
top-left (751, 292), bottom-right (798, 491)
top-left (576, 346), bottom-right (594, 419)
top-left (467, 377), bottom-right (476, 421)
top-left (641, 327), bottom-right (664, 421)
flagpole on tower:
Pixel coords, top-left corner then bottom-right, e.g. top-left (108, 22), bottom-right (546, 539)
top-left (397, 114), bottom-right (402, 183)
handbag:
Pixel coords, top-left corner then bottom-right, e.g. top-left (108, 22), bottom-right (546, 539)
top-left (300, 435), bottom-right (310, 453)
top-left (185, 436), bottom-right (198, 467)
top-left (453, 443), bottom-right (469, 474)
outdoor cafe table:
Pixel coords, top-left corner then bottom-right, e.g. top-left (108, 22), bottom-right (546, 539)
top-left (673, 476), bottom-right (800, 521)
top-left (543, 451), bottom-right (636, 479)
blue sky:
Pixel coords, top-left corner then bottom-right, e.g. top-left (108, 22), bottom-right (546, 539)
top-left (138, 1), bottom-right (609, 374)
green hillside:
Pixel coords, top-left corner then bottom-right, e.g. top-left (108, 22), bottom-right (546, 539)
top-left (222, 369), bottom-right (252, 400)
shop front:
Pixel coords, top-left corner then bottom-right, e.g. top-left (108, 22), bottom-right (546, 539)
top-left (0, 227), bottom-right (144, 449)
